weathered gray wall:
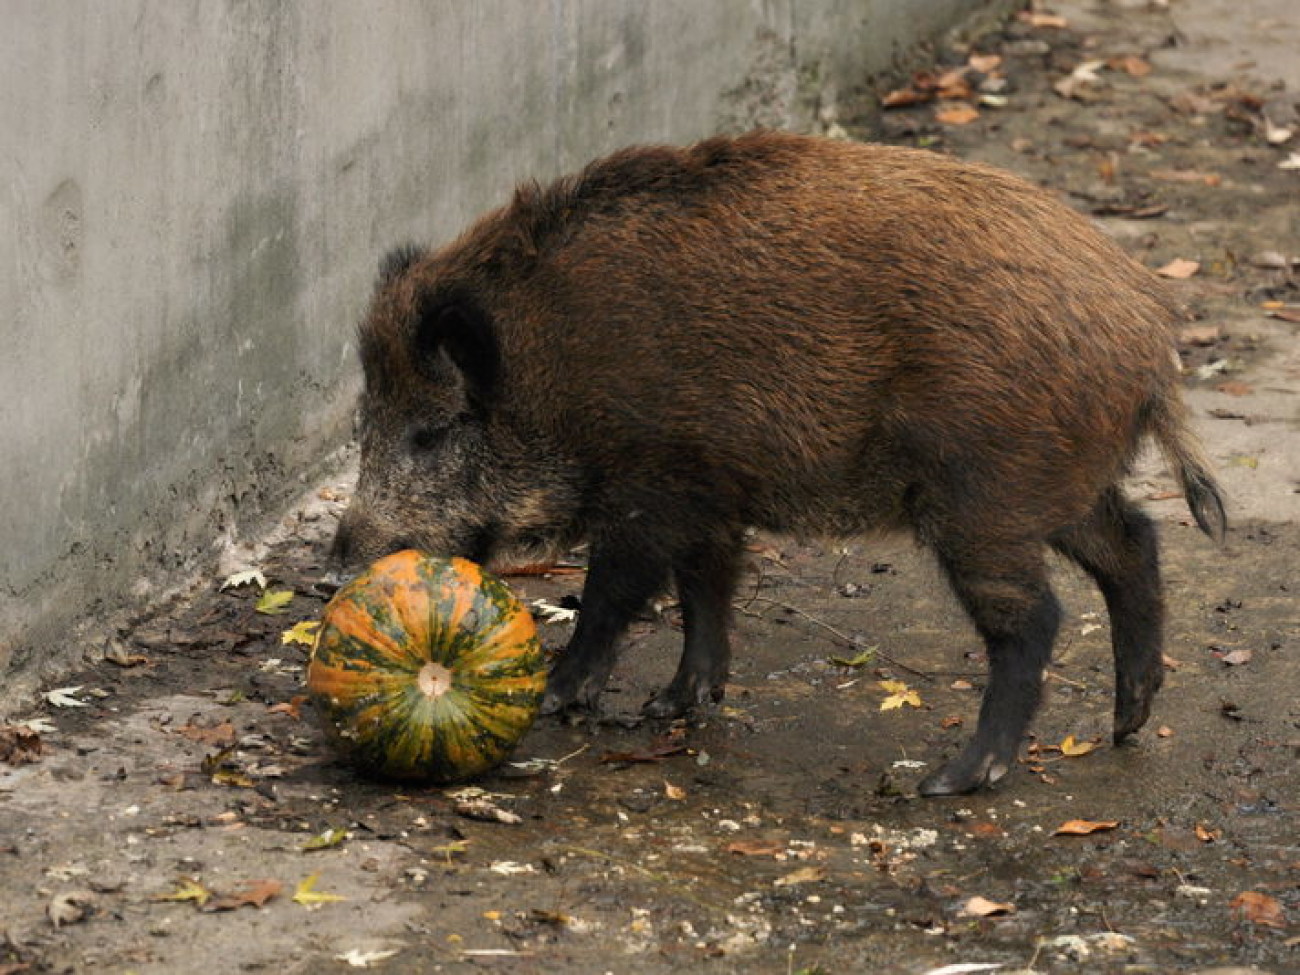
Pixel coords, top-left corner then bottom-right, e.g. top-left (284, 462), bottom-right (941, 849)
top-left (0, 0), bottom-right (1002, 708)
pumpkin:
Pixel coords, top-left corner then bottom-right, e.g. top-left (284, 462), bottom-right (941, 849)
top-left (307, 550), bottom-right (545, 782)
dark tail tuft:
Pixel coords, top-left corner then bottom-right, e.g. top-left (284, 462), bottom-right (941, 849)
top-left (1150, 396), bottom-right (1227, 543)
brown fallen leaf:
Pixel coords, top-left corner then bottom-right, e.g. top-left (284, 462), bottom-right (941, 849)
top-left (935, 103), bottom-right (980, 126)
top-left (960, 894), bottom-right (1016, 917)
top-left (201, 878), bottom-right (283, 913)
top-left (1156, 725), bottom-right (1174, 738)
top-left (1054, 819), bottom-right (1120, 836)
top-left (1230, 890), bottom-right (1286, 928)
top-left (1150, 168), bottom-right (1223, 187)
top-left (969, 54), bottom-right (1002, 74)
top-left (177, 719), bottom-right (237, 747)
top-left (1195, 823), bottom-right (1221, 843)
top-left (726, 839), bottom-right (786, 857)
top-left (1215, 381), bottom-right (1253, 397)
top-left (599, 741), bottom-right (689, 764)
top-left (1109, 54), bottom-right (1152, 77)
top-left (1217, 647), bottom-right (1253, 666)
top-left (1267, 307), bottom-right (1300, 323)
top-left (1156, 258), bottom-right (1201, 279)
top-left (0, 725), bottom-right (43, 766)
top-left (268, 696), bottom-right (307, 720)
top-left (664, 780), bottom-right (687, 801)
top-left (1179, 324), bottom-right (1222, 346)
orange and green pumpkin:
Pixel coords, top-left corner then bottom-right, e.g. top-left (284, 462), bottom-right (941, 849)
top-left (307, 550), bottom-right (545, 782)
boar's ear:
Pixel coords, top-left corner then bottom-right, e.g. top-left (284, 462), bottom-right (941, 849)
top-left (412, 293), bottom-right (499, 409)
top-left (377, 244), bottom-right (426, 286)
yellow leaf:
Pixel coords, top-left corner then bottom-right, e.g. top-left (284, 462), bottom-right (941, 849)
top-left (302, 827), bottom-right (348, 852)
top-left (1059, 735), bottom-right (1098, 758)
top-left (293, 873), bottom-right (346, 908)
top-left (280, 620), bottom-right (320, 646)
top-left (151, 876), bottom-right (212, 907)
top-left (256, 589), bottom-right (294, 615)
top-left (878, 680), bottom-right (922, 710)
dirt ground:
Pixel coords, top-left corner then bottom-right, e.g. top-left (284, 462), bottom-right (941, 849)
top-left (2, 2), bottom-right (1297, 973)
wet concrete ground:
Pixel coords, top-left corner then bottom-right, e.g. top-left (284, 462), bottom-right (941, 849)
top-left (2, 2), bottom-right (1297, 972)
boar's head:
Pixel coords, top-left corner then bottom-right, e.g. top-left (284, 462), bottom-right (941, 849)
top-left (330, 246), bottom-right (579, 571)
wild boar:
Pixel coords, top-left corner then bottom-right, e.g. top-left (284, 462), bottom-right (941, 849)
top-left (330, 130), bottom-right (1225, 795)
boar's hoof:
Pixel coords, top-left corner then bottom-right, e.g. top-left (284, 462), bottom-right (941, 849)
top-left (540, 681), bottom-right (603, 718)
top-left (917, 748), bottom-right (1011, 797)
top-left (641, 680), bottom-right (725, 719)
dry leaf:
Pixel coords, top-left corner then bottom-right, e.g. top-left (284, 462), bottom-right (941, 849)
top-left (177, 719), bottom-right (237, 748)
top-left (1179, 324), bottom-right (1221, 346)
top-left (293, 873), bottom-right (347, 908)
top-left (221, 568), bottom-right (267, 591)
top-left (280, 620), bottom-right (320, 646)
top-left (1195, 823), bottom-right (1221, 843)
top-left (1157, 725), bottom-right (1174, 738)
top-left (879, 680), bottom-right (923, 711)
top-left (336, 949), bottom-right (401, 969)
top-left (1059, 735), bottom-right (1099, 758)
top-left (1019, 11), bottom-right (1068, 28)
top-left (773, 865), bottom-right (827, 887)
top-left (960, 894), bottom-right (1016, 917)
top-left (1214, 381), bottom-right (1253, 397)
top-left (1150, 168), bottom-right (1222, 186)
top-left (255, 589), bottom-right (294, 615)
top-left (302, 827), bottom-right (348, 852)
top-left (1156, 258), bottom-right (1201, 279)
top-left (151, 876), bottom-right (213, 907)
top-left (664, 780), bottom-right (687, 801)
top-left (1218, 648), bottom-right (1253, 666)
top-left (1109, 54), bottom-right (1152, 77)
top-left (47, 890), bottom-right (95, 927)
top-left (1054, 819), bottom-right (1120, 836)
top-left (269, 696), bottom-right (306, 720)
top-left (43, 686), bottom-right (89, 708)
top-left (936, 103), bottom-right (980, 126)
top-left (1230, 890), bottom-right (1286, 928)
top-left (202, 878), bottom-right (282, 912)
top-left (0, 724), bottom-right (43, 766)
top-left (726, 839), bottom-right (786, 857)
top-left (969, 54), bottom-right (1002, 73)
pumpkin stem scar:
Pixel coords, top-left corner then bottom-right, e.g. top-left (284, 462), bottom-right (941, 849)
top-left (417, 661), bottom-right (454, 699)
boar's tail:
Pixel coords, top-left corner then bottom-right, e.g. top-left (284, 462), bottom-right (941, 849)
top-left (1148, 394), bottom-right (1227, 543)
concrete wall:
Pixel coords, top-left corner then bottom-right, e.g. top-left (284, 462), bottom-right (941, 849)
top-left (0, 0), bottom-right (1001, 708)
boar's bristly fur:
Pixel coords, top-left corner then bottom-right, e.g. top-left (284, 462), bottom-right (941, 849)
top-left (332, 131), bottom-right (1225, 796)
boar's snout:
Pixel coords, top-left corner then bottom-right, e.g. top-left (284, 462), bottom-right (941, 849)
top-left (327, 505), bottom-right (415, 576)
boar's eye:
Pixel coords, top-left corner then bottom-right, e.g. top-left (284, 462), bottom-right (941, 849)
top-left (409, 426), bottom-right (448, 453)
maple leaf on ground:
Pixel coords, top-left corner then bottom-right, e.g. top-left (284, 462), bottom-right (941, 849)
top-left (878, 680), bottom-right (922, 711)
top-left (280, 620), bottom-right (320, 646)
top-left (201, 878), bottom-right (282, 912)
top-left (255, 589), bottom-right (294, 615)
top-left (220, 569), bottom-right (267, 591)
top-left (151, 876), bottom-right (213, 907)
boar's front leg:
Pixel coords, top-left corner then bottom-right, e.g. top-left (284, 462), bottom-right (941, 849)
top-left (642, 533), bottom-right (745, 718)
top-left (540, 539), bottom-right (670, 715)
top-left (918, 538), bottom-right (1061, 796)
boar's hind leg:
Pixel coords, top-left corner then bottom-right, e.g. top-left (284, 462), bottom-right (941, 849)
top-left (918, 540), bottom-right (1061, 796)
top-left (540, 542), bottom-right (670, 715)
top-left (642, 535), bottom-right (745, 719)
top-left (1050, 488), bottom-right (1165, 743)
